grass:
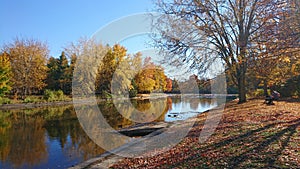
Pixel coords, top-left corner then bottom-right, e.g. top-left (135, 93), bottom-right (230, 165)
top-left (110, 98), bottom-right (300, 169)
top-left (0, 91), bottom-right (72, 106)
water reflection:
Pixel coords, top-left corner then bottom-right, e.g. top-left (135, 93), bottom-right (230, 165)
top-left (0, 96), bottom-right (223, 168)
top-left (0, 107), bottom-right (105, 169)
top-left (165, 98), bottom-right (218, 122)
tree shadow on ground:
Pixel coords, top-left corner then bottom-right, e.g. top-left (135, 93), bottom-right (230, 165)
top-left (180, 118), bottom-right (300, 168)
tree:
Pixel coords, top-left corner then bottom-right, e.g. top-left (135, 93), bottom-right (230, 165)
top-left (46, 57), bottom-right (60, 91)
top-left (62, 54), bottom-right (77, 95)
top-left (65, 38), bottom-right (109, 96)
top-left (134, 57), bottom-right (168, 94)
top-left (171, 78), bottom-right (180, 93)
top-left (46, 52), bottom-right (70, 94)
top-left (57, 51), bottom-right (69, 92)
top-left (3, 38), bottom-right (48, 97)
top-left (0, 52), bottom-right (12, 96)
top-left (246, 0), bottom-right (300, 95)
top-left (96, 44), bottom-right (128, 95)
top-left (154, 0), bottom-right (291, 103)
top-left (165, 78), bottom-right (173, 92)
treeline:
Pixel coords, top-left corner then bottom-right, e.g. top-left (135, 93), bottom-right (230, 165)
top-left (1, 37), bottom-right (299, 102)
top-left (0, 38), bottom-right (177, 100)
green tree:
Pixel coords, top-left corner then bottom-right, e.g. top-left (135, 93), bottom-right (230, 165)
top-left (0, 52), bottom-right (12, 96)
top-left (171, 78), bottom-right (180, 93)
top-left (57, 51), bottom-right (69, 92)
top-left (46, 57), bottom-right (60, 91)
top-left (46, 52), bottom-right (70, 94)
top-left (62, 54), bottom-right (77, 95)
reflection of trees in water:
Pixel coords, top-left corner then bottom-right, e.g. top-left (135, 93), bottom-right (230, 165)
top-left (0, 106), bottom-right (108, 168)
top-left (189, 99), bottom-right (200, 110)
top-left (0, 110), bottom-right (47, 168)
top-left (44, 110), bottom-right (105, 161)
top-left (131, 99), bottom-right (151, 112)
top-left (98, 101), bottom-right (134, 129)
top-left (0, 98), bottom-right (182, 168)
top-left (171, 97), bottom-right (181, 104)
top-left (199, 98), bottom-right (214, 108)
top-left (115, 98), bottom-right (169, 123)
top-left (167, 97), bottom-right (172, 110)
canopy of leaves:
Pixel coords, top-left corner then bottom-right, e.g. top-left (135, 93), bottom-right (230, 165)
top-left (3, 38), bottom-right (49, 97)
top-left (0, 52), bottom-right (12, 96)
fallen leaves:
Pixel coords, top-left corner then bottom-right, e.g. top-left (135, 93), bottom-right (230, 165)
top-left (109, 99), bottom-right (300, 168)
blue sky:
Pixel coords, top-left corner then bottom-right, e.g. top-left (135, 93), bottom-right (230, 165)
top-left (0, 0), bottom-right (155, 57)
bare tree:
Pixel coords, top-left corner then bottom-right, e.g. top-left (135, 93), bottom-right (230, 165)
top-left (153, 0), bottom-right (295, 103)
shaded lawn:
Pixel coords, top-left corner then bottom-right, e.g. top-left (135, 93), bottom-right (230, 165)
top-left (110, 99), bottom-right (300, 169)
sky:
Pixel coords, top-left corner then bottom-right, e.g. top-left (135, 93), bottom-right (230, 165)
top-left (0, 0), bottom-right (155, 57)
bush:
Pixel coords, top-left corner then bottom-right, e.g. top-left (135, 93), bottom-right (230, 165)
top-left (129, 88), bottom-right (137, 98)
top-left (44, 89), bottom-right (56, 101)
top-left (43, 90), bottom-right (67, 101)
top-left (279, 75), bottom-right (300, 98)
top-left (0, 97), bottom-right (11, 105)
top-left (23, 96), bottom-right (41, 103)
top-left (56, 90), bottom-right (65, 100)
top-left (253, 89), bottom-right (265, 97)
top-left (248, 88), bottom-right (270, 98)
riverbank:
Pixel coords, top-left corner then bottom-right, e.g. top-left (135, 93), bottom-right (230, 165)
top-left (0, 94), bottom-right (238, 110)
top-left (74, 98), bottom-right (300, 168)
top-left (0, 100), bottom-right (74, 110)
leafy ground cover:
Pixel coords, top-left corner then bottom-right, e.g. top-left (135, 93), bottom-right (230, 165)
top-left (110, 98), bottom-right (300, 168)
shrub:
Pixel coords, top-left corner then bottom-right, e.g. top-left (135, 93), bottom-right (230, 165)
top-left (44, 89), bottom-right (56, 101)
top-left (0, 97), bottom-right (11, 105)
top-left (43, 90), bottom-right (67, 101)
top-left (56, 90), bottom-right (65, 100)
top-left (253, 89), bottom-right (266, 97)
top-left (23, 96), bottom-right (41, 103)
top-left (279, 75), bottom-right (300, 98)
top-left (129, 88), bottom-right (137, 98)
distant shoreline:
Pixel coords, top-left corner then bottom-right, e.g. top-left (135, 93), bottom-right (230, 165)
top-left (0, 100), bottom-right (74, 110)
top-left (0, 94), bottom-right (238, 110)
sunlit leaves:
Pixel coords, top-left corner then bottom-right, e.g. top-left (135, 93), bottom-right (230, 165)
top-left (3, 38), bottom-right (49, 97)
top-left (0, 52), bottom-right (12, 96)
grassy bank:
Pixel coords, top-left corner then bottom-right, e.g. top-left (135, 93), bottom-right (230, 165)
top-left (109, 98), bottom-right (299, 168)
top-left (0, 90), bottom-right (72, 110)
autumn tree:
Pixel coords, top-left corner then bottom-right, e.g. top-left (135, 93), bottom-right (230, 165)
top-left (0, 52), bottom-right (12, 96)
top-left (3, 38), bottom-right (49, 97)
top-left (96, 44), bottom-right (128, 95)
top-left (111, 52), bottom-right (146, 97)
top-left (154, 0), bottom-right (291, 103)
top-left (246, 0), bottom-right (300, 95)
top-left (65, 38), bottom-right (108, 96)
top-left (165, 78), bottom-right (173, 92)
top-left (134, 57), bottom-right (168, 94)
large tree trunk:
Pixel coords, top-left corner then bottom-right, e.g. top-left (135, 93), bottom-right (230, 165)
top-left (237, 60), bottom-right (247, 104)
top-left (263, 79), bottom-right (268, 96)
top-left (238, 73), bottom-right (247, 104)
